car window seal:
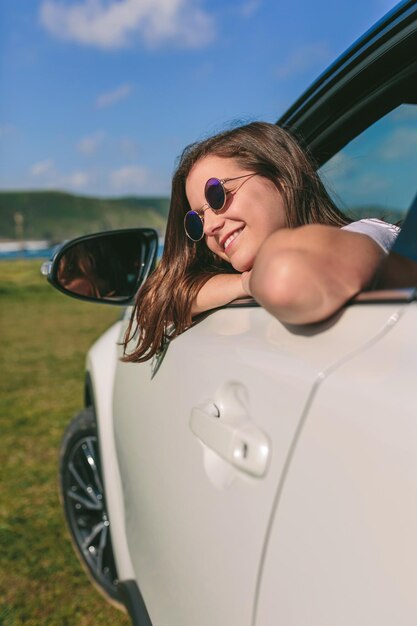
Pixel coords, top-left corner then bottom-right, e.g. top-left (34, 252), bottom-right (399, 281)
top-left (352, 288), bottom-right (417, 303)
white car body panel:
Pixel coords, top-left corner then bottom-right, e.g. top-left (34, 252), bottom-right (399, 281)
top-left (110, 301), bottom-right (407, 625)
top-left (86, 319), bottom-right (136, 581)
top-left (256, 303), bottom-right (417, 625)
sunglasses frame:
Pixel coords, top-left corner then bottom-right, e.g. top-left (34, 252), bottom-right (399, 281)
top-left (184, 173), bottom-right (255, 242)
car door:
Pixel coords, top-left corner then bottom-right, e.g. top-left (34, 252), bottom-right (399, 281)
top-left (255, 199), bottom-right (417, 626)
top-left (112, 299), bottom-right (404, 626)
top-left (112, 9), bottom-right (417, 625)
top-left (254, 32), bottom-right (417, 621)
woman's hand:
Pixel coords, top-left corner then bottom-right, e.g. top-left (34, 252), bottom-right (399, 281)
top-left (241, 271), bottom-right (252, 296)
top-left (191, 273), bottom-right (250, 316)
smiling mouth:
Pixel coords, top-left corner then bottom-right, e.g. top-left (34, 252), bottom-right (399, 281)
top-left (223, 228), bottom-right (243, 251)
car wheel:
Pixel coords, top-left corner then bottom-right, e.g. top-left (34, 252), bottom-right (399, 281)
top-left (59, 407), bottom-right (122, 608)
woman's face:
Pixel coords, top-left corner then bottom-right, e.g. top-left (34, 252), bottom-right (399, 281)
top-left (185, 155), bottom-right (286, 272)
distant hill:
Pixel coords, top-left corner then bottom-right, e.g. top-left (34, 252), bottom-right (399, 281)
top-left (345, 205), bottom-right (405, 225)
top-left (0, 190), bottom-right (405, 243)
top-left (0, 190), bottom-right (170, 242)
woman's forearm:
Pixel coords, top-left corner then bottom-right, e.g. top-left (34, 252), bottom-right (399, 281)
top-left (249, 225), bottom-right (385, 324)
top-left (191, 273), bottom-right (249, 316)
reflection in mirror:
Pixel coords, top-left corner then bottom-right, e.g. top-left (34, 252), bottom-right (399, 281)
top-left (56, 232), bottom-right (145, 301)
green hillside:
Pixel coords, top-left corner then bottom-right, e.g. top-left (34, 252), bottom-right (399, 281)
top-left (0, 190), bottom-right (405, 243)
top-left (0, 190), bottom-right (170, 241)
top-left (345, 205), bottom-right (405, 225)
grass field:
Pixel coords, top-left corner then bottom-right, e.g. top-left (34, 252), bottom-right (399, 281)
top-left (0, 260), bottom-right (130, 625)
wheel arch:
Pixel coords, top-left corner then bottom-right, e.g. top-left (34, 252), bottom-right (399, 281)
top-left (84, 371), bottom-right (95, 410)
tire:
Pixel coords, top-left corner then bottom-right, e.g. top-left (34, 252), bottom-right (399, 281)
top-left (59, 407), bottom-right (122, 608)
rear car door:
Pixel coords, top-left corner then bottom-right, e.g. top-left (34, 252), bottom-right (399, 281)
top-left (255, 8), bottom-right (417, 621)
top-left (255, 197), bottom-right (417, 626)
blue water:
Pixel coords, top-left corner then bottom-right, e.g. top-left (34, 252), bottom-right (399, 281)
top-left (0, 248), bottom-right (54, 260)
top-left (0, 244), bottom-right (164, 261)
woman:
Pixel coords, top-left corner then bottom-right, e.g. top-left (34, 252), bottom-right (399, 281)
top-left (123, 122), bottom-right (399, 362)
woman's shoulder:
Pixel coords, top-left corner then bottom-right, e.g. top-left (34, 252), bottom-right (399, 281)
top-left (341, 218), bottom-right (401, 253)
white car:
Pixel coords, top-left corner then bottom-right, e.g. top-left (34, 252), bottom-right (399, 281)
top-left (46, 3), bottom-right (417, 625)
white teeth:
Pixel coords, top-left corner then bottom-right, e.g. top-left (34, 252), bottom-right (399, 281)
top-left (224, 229), bottom-right (243, 250)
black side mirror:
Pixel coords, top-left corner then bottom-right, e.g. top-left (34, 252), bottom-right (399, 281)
top-left (42, 228), bottom-right (159, 305)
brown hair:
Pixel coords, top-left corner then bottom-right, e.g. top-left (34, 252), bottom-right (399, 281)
top-left (122, 121), bottom-right (349, 362)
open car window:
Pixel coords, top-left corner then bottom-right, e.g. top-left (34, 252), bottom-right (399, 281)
top-left (316, 102), bottom-right (417, 296)
top-left (319, 103), bottom-right (417, 224)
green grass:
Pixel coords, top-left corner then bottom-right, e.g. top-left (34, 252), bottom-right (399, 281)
top-left (0, 260), bottom-right (130, 626)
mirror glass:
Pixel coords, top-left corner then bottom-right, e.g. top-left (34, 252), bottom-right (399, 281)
top-left (55, 232), bottom-right (146, 302)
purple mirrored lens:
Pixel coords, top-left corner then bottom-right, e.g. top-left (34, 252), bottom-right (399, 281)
top-left (205, 178), bottom-right (225, 210)
top-left (184, 211), bottom-right (203, 241)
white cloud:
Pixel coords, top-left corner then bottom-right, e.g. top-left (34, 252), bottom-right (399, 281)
top-left (275, 42), bottom-right (331, 79)
top-left (320, 152), bottom-right (390, 203)
top-left (0, 124), bottom-right (16, 139)
top-left (348, 173), bottom-right (388, 196)
top-left (379, 127), bottom-right (417, 160)
top-left (67, 170), bottom-right (91, 187)
top-left (325, 168), bottom-right (388, 199)
top-left (40, 0), bottom-right (215, 50)
top-left (391, 106), bottom-right (417, 122)
top-left (77, 130), bottom-right (106, 155)
top-left (95, 83), bottom-right (133, 109)
top-left (2, 163), bottom-right (171, 195)
top-left (239, 0), bottom-right (262, 18)
top-left (110, 164), bottom-right (149, 190)
top-left (320, 152), bottom-right (357, 182)
top-left (118, 137), bottom-right (139, 159)
top-left (29, 159), bottom-right (93, 190)
top-left (30, 159), bottom-right (55, 177)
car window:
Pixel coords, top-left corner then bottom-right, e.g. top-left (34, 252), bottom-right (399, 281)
top-left (319, 104), bottom-right (417, 224)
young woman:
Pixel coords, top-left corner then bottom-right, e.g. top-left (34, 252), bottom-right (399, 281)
top-left (123, 122), bottom-right (399, 362)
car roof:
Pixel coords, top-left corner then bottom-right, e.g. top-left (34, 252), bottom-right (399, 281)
top-left (277, 0), bottom-right (417, 165)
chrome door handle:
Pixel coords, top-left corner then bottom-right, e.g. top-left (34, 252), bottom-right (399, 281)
top-left (189, 405), bottom-right (270, 477)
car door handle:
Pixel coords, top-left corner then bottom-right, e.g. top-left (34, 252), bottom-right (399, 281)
top-left (189, 405), bottom-right (270, 477)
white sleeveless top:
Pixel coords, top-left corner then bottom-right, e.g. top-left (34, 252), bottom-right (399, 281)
top-left (342, 218), bottom-right (400, 253)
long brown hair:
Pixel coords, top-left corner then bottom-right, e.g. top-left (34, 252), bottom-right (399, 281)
top-left (122, 122), bottom-right (349, 362)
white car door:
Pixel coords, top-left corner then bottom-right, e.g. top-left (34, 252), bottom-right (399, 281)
top-left (255, 300), bottom-right (417, 626)
top-left (112, 301), bottom-right (403, 626)
top-left (255, 193), bottom-right (417, 626)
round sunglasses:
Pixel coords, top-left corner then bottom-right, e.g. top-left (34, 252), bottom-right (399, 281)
top-left (184, 173), bottom-right (255, 242)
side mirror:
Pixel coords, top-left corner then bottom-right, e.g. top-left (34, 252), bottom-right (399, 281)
top-left (42, 228), bottom-right (159, 305)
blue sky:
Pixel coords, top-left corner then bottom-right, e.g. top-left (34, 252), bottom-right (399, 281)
top-left (0, 0), bottom-right (402, 198)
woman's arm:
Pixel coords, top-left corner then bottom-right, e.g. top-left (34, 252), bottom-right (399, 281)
top-left (191, 273), bottom-right (250, 316)
top-left (249, 224), bottom-right (386, 324)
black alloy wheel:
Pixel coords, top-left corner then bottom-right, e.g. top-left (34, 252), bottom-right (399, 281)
top-left (59, 407), bottom-right (122, 607)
